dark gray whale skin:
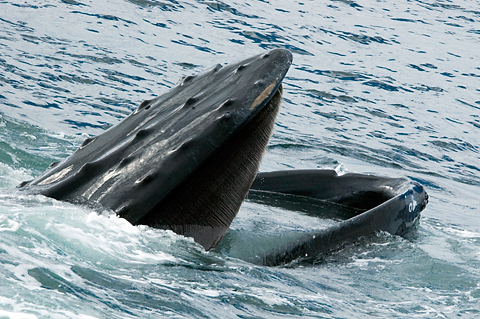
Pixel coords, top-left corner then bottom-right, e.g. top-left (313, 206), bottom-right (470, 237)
top-left (17, 49), bottom-right (428, 265)
top-left (249, 170), bottom-right (428, 266)
top-left (18, 49), bottom-right (292, 250)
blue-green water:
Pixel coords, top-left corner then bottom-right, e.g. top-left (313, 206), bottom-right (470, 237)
top-left (1, 0), bottom-right (479, 317)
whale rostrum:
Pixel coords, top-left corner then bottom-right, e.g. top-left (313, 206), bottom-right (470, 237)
top-left (19, 49), bottom-right (292, 250)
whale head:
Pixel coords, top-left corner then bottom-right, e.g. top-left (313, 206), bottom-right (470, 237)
top-left (20, 49), bottom-right (293, 250)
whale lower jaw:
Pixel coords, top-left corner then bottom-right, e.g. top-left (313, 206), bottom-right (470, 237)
top-left (248, 170), bottom-right (428, 266)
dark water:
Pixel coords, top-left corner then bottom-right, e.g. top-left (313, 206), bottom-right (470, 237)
top-left (1, 0), bottom-right (479, 318)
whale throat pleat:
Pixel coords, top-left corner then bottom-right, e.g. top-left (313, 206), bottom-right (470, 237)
top-left (138, 87), bottom-right (283, 250)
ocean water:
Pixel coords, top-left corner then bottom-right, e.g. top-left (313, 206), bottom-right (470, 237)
top-left (1, 0), bottom-right (479, 317)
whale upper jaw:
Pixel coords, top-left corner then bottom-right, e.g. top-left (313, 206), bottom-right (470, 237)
top-left (19, 49), bottom-right (293, 250)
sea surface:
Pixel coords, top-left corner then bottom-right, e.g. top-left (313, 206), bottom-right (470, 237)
top-left (1, 0), bottom-right (479, 318)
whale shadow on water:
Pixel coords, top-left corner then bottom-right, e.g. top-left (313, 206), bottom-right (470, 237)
top-left (17, 49), bottom-right (428, 266)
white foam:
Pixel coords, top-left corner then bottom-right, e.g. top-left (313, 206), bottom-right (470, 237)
top-left (334, 163), bottom-right (347, 175)
top-left (0, 163), bottom-right (33, 189)
top-left (446, 228), bottom-right (480, 239)
top-left (0, 215), bottom-right (20, 232)
top-left (0, 310), bottom-right (37, 319)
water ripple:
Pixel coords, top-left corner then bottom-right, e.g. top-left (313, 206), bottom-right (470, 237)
top-left (1, 0), bottom-right (480, 317)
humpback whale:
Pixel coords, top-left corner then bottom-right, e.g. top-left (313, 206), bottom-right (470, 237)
top-left (17, 49), bottom-right (428, 265)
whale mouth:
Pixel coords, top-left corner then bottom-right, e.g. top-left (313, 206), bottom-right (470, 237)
top-left (16, 49), bottom-right (429, 263)
top-left (19, 49), bottom-right (293, 250)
